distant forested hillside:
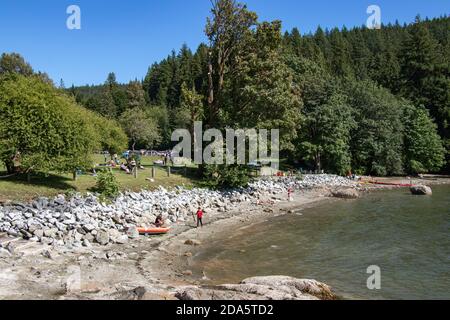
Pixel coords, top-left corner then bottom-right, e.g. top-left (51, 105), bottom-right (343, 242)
top-left (68, 1), bottom-right (448, 176)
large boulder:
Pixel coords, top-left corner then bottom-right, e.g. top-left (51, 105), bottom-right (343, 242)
top-left (175, 276), bottom-right (336, 301)
top-left (410, 185), bottom-right (432, 196)
top-left (241, 276), bottom-right (335, 300)
top-left (331, 188), bottom-right (359, 199)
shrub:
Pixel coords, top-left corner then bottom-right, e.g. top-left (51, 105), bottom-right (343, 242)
top-left (201, 164), bottom-right (251, 189)
top-left (94, 169), bottom-right (120, 199)
top-left (0, 74), bottom-right (96, 174)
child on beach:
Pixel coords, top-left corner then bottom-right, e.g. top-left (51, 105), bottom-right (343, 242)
top-left (288, 188), bottom-right (293, 202)
top-left (196, 207), bottom-right (204, 228)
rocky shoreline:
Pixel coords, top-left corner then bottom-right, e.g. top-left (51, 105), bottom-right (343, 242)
top-left (0, 174), bottom-right (448, 300)
top-left (0, 175), bottom-right (359, 250)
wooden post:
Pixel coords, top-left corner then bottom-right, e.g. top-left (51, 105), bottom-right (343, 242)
top-left (167, 166), bottom-right (171, 177)
top-left (73, 171), bottom-right (77, 181)
top-left (152, 167), bottom-right (156, 178)
top-left (133, 166), bottom-right (138, 179)
top-left (27, 172), bottom-right (31, 183)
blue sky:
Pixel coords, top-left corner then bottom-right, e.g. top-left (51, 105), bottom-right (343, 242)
top-left (0, 0), bottom-right (448, 86)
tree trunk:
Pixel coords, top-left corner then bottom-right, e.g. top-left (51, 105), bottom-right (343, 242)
top-left (4, 159), bottom-right (14, 174)
top-left (208, 51), bottom-right (215, 126)
top-left (315, 153), bottom-right (322, 173)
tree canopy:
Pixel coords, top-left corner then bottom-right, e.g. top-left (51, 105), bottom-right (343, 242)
top-left (19, 1), bottom-right (449, 176)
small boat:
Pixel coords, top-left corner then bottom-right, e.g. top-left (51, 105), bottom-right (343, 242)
top-left (137, 227), bottom-right (170, 235)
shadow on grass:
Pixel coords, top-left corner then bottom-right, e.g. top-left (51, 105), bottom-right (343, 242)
top-left (0, 172), bottom-right (77, 192)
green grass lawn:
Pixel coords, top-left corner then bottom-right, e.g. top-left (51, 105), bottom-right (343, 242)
top-left (0, 154), bottom-right (198, 202)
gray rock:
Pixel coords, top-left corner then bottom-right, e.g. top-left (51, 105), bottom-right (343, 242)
top-left (43, 228), bottom-right (57, 238)
top-left (0, 248), bottom-right (12, 258)
top-left (7, 230), bottom-right (20, 238)
top-left (83, 233), bottom-right (94, 242)
top-left (63, 219), bottom-right (76, 225)
top-left (176, 276), bottom-right (335, 301)
top-left (26, 207), bottom-right (38, 215)
top-left (410, 185), bottom-right (432, 196)
top-left (40, 237), bottom-right (54, 245)
top-left (241, 276), bottom-right (335, 300)
top-left (83, 224), bottom-right (96, 232)
top-left (32, 200), bottom-right (42, 211)
top-left (185, 239), bottom-right (202, 246)
top-left (33, 229), bottom-right (44, 238)
top-left (1, 175), bottom-right (356, 252)
top-left (114, 235), bottom-right (129, 244)
top-left (106, 286), bottom-right (147, 300)
top-left (82, 239), bottom-right (91, 247)
top-left (23, 212), bottom-right (33, 219)
top-left (331, 188), bottom-right (359, 199)
top-left (63, 212), bottom-right (73, 220)
top-left (95, 230), bottom-right (110, 245)
top-left (20, 229), bottom-right (33, 239)
top-left (54, 195), bottom-right (66, 206)
top-left (42, 250), bottom-right (56, 259)
top-left (37, 197), bottom-right (49, 208)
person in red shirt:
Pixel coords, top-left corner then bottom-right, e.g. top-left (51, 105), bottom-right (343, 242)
top-left (288, 187), bottom-right (293, 201)
top-left (196, 207), bottom-right (204, 228)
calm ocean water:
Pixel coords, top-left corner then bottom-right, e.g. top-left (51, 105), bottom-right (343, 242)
top-left (192, 185), bottom-right (450, 299)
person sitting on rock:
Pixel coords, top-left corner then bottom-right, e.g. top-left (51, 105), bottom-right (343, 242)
top-left (154, 214), bottom-right (164, 228)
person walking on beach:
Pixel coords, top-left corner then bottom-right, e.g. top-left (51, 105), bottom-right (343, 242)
top-left (288, 187), bottom-right (293, 202)
top-left (196, 207), bottom-right (204, 228)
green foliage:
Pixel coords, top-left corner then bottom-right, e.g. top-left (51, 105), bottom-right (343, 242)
top-left (201, 164), bottom-right (250, 189)
top-left (290, 57), bottom-right (355, 175)
top-left (399, 18), bottom-right (450, 170)
top-left (119, 107), bottom-right (161, 150)
top-left (174, 83), bottom-right (204, 131)
top-left (126, 80), bottom-right (147, 109)
top-left (0, 52), bottom-right (34, 76)
top-left (282, 16), bottom-right (449, 172)
top-left (346, 80), bottom-right (405, 176)
top-left (222, 20), bottom-right (302, 151)
top-left (0, 74), bottom-right (97, 174)
top-left (60, 7), bottom-right (449, 175)
top-left (91, 115), bottom-right (128, 156)
top-left (94, 169), bottom-right (120, 199)
top-left (403, 104), bottom-right (445, 173)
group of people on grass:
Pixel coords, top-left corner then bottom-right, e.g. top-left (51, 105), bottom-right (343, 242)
top-left (100, 152), bottom-right (146, 175)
